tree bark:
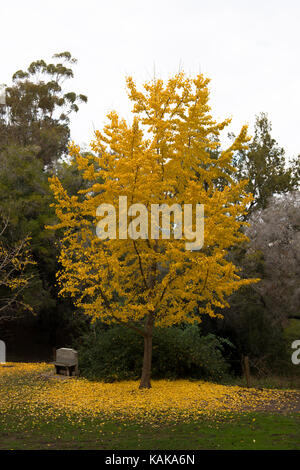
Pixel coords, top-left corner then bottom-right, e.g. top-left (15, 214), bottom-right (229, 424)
top-left (139, 315), bottom-right (154, 389)
top-left (243, 355), bottom-right (251, 388)
top-left (139, 246), bottom-right (157, 389)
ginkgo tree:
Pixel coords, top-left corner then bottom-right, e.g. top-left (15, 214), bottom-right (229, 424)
top-left (49, 72), bottom-right (257, 388)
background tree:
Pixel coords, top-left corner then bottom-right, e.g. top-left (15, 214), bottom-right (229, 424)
top-left (0, 52), bottom-right (87, 166)
top-left (245, 191), bottom-right (300, 322)
top-left (0, 145), bottom-right (57, 314)
top-left (207, 191), bottom-right (300, 375)
top-left (0, 53), bottom-right (88, 355)
top-left (49, 72), bottom-right (257, 388)
top-left (203, 114), bottom-right (300, 376)
top-left (0, 144), bottom-right (90, 350)
top-left (232, 113), bottom-right (297, 216)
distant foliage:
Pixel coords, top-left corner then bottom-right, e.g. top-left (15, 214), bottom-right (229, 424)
top-left (232, 113), bottom-right (298, 216)
top-left (210, 191), bottom-right (300, 375)
top-left (0, 52), bottom-right (87, 340)
top-left (0, 52), bottom-right (87, 166)
top-left (246, 191), bottom-right (300, 322)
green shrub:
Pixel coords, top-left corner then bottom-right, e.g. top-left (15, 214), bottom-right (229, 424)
top-left (77, 323), bottom-right (232, 382)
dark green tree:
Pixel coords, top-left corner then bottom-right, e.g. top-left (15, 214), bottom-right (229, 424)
top-left (0, 144), bottom-right (89, 347)
top-left (0, 52), bottom-right (88, 351)
top-left (0, 145), bottom-right (56, 312)
top-left (0, 52), bottom-right (87, 166)
top-left (232, 113), bottom-right (297, 216)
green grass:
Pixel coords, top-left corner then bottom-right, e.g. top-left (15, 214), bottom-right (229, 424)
top-left (0, 411), bottom-right (299, 450)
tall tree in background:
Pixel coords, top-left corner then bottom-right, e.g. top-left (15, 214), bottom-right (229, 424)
top-left (205, 115), bottom-right (299, 372)
top-left (49, 73), bottom-right (258, 388)
top-left (0, 145), bottom-right (56, 315)
top-left (0, 52), bottom-right (87, 166)
top-left (211, 191), bottom-right (300, 373)
top-left (233, 113), bottom-right (298, 216)
top-left (0, 53), bottom-right (87, 345)
top-left (245, 191), bottom-right (300, 322)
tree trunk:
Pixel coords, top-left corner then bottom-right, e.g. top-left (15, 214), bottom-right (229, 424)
top-left (139, 315), bottom-right (154, 389)
top-left (243, 355), bottom-right (251, 388)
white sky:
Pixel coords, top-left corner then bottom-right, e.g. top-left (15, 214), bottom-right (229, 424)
top-left (1, 0), bottom-right (299, 159)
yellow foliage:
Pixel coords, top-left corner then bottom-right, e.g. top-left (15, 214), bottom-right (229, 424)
top-left (48, 73), bottom-right (258, 329)
top-left (0, 363), bottom-right (297, 423)
top-left (0, 235), bottom-right (36, 313)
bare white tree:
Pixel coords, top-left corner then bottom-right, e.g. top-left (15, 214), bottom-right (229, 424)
top-left (246, 191), bottom-right (300, 323)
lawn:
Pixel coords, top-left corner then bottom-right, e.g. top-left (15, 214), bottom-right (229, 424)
top-left (0, 363), bottom-right (299, 450)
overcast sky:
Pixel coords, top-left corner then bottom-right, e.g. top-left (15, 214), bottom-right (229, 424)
top-left (1, 0), bottom-right (299, 159)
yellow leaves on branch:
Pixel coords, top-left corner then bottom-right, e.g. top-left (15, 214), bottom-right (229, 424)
top-left (0, 234), bottom-right (36, 314)
top-left (0, 236), bottom-right (35, 292)
top-left (48, 72), bottom-right (258, 327)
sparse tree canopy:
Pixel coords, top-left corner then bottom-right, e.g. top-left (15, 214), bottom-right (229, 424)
top-left (246, 191), bottom-right (300, 321)
top-left (0, 52), bottom-right (87, 166)
top-left (49, 73), bottom-right (258, 388)
top-left (0, 216), bottom-right (36, 321)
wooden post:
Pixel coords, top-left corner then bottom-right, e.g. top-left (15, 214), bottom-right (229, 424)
top-left (243, 355), bottom-right (251, 388)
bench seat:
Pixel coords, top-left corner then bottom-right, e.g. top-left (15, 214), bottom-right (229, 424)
top-left (54, 362), bottom-right (78, 376)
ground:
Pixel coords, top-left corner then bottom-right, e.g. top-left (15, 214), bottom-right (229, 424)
top-left (0, 362), bottom-right (300, 450)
